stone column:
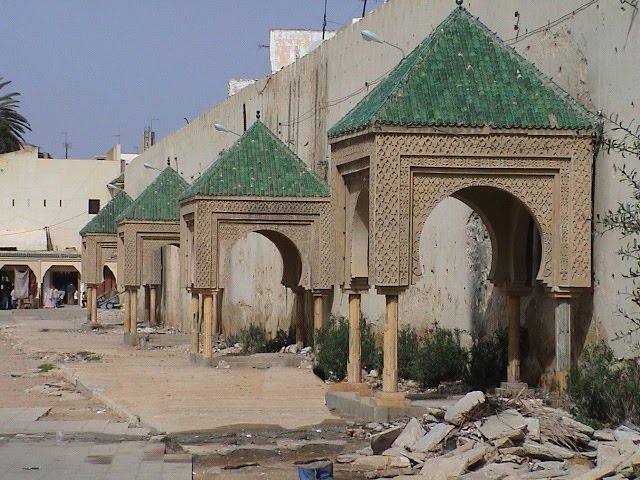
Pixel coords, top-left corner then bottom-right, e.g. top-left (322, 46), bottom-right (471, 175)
top-left (85, 286), bottom-right (92, 321)
top-left (295, 290), bottom-right (306, 350)
top-left (507, 294), bottom-right (521, 383)
top-left (212, 289), bottom-right (220, 348)
top-left (144, 286), bottom-right (151, 326)
top-left (149, 287), bottom-right (157, 326)
top-left (129, 287), bottom-right (138, 345)
top-left (554, 294), bottom-right (572, 391)
top-left (347, 293), bottom-right (362, 384)
top-left (190, 292), bottom-right (199, 357)
top-left (382, 294), bottom-right (399, 393)
top-left (203, 292), bottom-right (213, 361)
top-left (123, 289), bottom-right (131, 334)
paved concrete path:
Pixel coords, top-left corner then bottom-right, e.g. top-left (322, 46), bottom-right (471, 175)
top-left (0, 308), bottom-right (338, 434)
top-left (0, 438), bottom-right (191, 480)
top-left (0, 408), bottom-right (150, 437)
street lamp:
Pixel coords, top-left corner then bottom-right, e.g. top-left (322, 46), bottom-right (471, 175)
top-left (143, 162), bottom-right (163, 172)
top-left (213, 123), bottom-right (241, 137)
top-left (107, 183), bottom-right (125, 192)
top-left (360, 29), bottom-right (405, 58)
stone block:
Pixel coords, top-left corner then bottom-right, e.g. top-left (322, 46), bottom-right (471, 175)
top-left (412, 423), bottom-right (454, 453)
top-left (444, 391), bottom-right (485, 426)
top-left (371, 425), bottom-right (403, 454)
top-left (392, 418), bottom-right (425, 450)
top-left (475, 409), bottom-right (527, 440)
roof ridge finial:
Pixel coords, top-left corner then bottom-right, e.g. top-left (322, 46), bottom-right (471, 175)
top-left (256, 110), bottom-right (261, 120)
top-left (456, 0), bottom-right (463, 6)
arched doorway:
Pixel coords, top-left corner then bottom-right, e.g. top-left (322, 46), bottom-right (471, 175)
top-left (413, 186), bottom-right (545, 385)
top-left (221, 228), bottom-right (307, 346)
top-left (43, 265), bottom-right (80, 307)
top-left (0, 265), bottom-right (38, 309)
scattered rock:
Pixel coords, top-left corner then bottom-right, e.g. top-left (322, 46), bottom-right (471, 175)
top-left (475, 409), bottom-right (527, 440)
top-left (613, 425), bottom-right (640, 443)
top-left (593, 429), bottom-right (615, 442)
top-left (444, 391), bottom-right (485, 426)
top-left (336, 453), bottom-right (360, 464)
top-left (501, 440), bottom-right (574, 460)
top-left (412, 423), bottom-right (454, 453)
top-left (371, 425), bottom-right (403, 455)
top-left (352, 454), bottom-right (410, 470)
top-left (525, 417), bottom-right (541, 442)
top-left (392, 418), bottom-right (425, 450)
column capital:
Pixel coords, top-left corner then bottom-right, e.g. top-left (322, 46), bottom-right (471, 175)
top-left (375, 286), bottom-right (407, 296)
top-left (502, 285), bottom-right (531, 297)
top-left (312, 289), bottom-right (331, 297)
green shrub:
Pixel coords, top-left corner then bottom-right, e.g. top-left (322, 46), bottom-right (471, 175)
top-left (264, 327), bottom-right (295, 353)
top-left (569, 342), bottom-right (640, 426)
top-left (314, 315), bottom-right (382, 382)
top-left (314, 315), bottom-right (349, 381)
top-left (398, 325), bottom-right (420, 380)
top-left (466, 329), bottom-right (507, 392)
top-left (37, 363), bottom-right (55, 373)
top-left (238, 323), bottom-right (268, 354)
top-left (413, 326), bottom-right (468, 388)
top-left (361, 319), bottom-right (383, 373)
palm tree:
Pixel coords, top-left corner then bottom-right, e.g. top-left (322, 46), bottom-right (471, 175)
top-left (0, 78), bottom-right (31, 154)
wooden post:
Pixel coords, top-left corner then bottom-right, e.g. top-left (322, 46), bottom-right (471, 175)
top-left (144, 286), bottom-right (151, 325)
top-left (295, 290), bottom-right (305, 349)
top-left (123, 289), bottom-right (131, 334)
top-left (90, 287), bottom-right (98, 323)
top-left (554, 294), bottom-right (572, 391)
top-left (203, 293), bottom-right (213, 359)
top-left (86, 287), bottom-right (92, 321)
top-left (507, 294), bottom-right (521, 383)
top-left (382, 294), bottom-right (399, 393)
top-left (149, 287), bottom-right (157, 326)
top-left (130, 287), bottom-right (138, 344)
top-left (190, 292), bottom-right (199, 355)
top-left (347, 293), bottom-right (362, 383)
top-left (313, 294), bottom-right (324, 333)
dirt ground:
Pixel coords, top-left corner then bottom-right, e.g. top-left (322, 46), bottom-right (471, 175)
top-left (0, 331), bottom-right (121, 421)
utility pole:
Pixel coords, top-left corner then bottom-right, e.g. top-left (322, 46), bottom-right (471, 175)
top-left (322, 0), bottom-right (328, 40)
top-left (362, 0), bottom-right (368, 17)
top-left (62, 132), bottom-right (71, 159)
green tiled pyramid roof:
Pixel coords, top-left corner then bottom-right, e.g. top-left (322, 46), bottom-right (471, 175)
top-left (328, 7), bottom-right (598, 138)
top-left (117, 167), bottom-right (189, 222)
top-left (80, 191), bottom-right (133, 235)
top-left (181, 120), bottom-right (329, 199)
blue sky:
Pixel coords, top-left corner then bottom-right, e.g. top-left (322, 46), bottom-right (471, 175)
top-left (2, 1), bottom-right (382, 158)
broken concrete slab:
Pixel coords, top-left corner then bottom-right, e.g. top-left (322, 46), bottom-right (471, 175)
top-left (593, 429), bottom-right (615, 442)
top-left (613, 425), bottom-right (640, 443)
top-left (371, 425), bottom-right (403, 454)
top-left (500, 440), bottom-right (574, 460)
top-left (475, 409), bottom-right (527, 440)
top-left (420, 444), bottom-right (492, 478)
top-left (560, 416), bottom-right (594, 437)
top-left (525, 417), bottom-right (541, 442)
top-left (412, 423), bottom-right (455, 453)
top-left (392, 418), bottom-right (425, 450)
top-left (597, 442), bottom-right (620, 467)
top-left (444, 391), bottom-right (485, 426)
top-left (352, 454), bottom-right (410, 471)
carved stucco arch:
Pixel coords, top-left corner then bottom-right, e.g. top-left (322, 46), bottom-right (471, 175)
top-left (218, 223), bottom-right (311, 290)
top-left (411, 179), bottom-right (549, 287)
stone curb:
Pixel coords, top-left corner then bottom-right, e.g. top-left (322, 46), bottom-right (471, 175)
top-left (56, 364), bottom-right (156, 433)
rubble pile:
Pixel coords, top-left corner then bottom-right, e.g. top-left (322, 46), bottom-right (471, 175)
top-left (339, 391), bottom-right (640, 479)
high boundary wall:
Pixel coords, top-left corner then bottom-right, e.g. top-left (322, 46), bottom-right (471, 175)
top-left (122, 0), bottom-right (640, 359)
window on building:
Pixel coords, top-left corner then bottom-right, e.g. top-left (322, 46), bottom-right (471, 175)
top-left (88, 199), bottom-right (100, 214)
top-left (11, 199), bottom-right (14, 207)
top-left (59, 199), bottom-right (62, 207)
top-left (44, 199), bottom-right (47, 207)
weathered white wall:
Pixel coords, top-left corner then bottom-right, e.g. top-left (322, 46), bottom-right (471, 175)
top-left (160, 245), bottom-right (190, 331)
top-left (0, 146), bottom-right (119, 251)
top-left (123, 0), bottom-right (640, 358)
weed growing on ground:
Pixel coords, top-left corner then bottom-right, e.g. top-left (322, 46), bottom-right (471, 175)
top-left (314, 315), bottom-right (381, 381)
top-left (465, 329), bottom-right (507, 392)
top-left (238, 323), bottom-right (268, 354)
top-left (412, 325), bottom-right (468, 388)
top-left (569, 342), bottom-right (640, 427)
top-left (37, 363), bottom-right (55, 373)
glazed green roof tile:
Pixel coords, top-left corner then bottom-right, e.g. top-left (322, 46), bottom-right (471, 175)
top-left (80, 191), bottom-right (133, 235)
top-left (117, 167), bottom-right (189, 223)
top-left (328, 7), bottom-right (598, 138)
top-left (181, 120), bottom-right (329, 199)
top-left (109, 172), bottom-right (124, 185)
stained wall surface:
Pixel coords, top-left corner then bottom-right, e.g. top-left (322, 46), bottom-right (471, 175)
top-left (123, 0), bottom-right (639, 356)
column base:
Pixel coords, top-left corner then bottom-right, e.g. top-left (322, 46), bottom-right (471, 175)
top-left (496, 382), bottom-right (531, 397)
top-left (190, 353), bottom-right (213, 366)
top-left (555, 371), bottom-right (568, 392)
top-left (123, 333), bottom-right (138, 346)
top-left (328, 382), bottom-right (372, 396)
top-left (371, 391), bottom-right (411, 408)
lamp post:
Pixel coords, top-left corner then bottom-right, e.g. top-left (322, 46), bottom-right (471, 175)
top-left (213, 123), bottom-right (241, 137)
top-left (143, 162), bottom-right (163, 172)
top-left (360, 29), bottom-right (405, 58)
